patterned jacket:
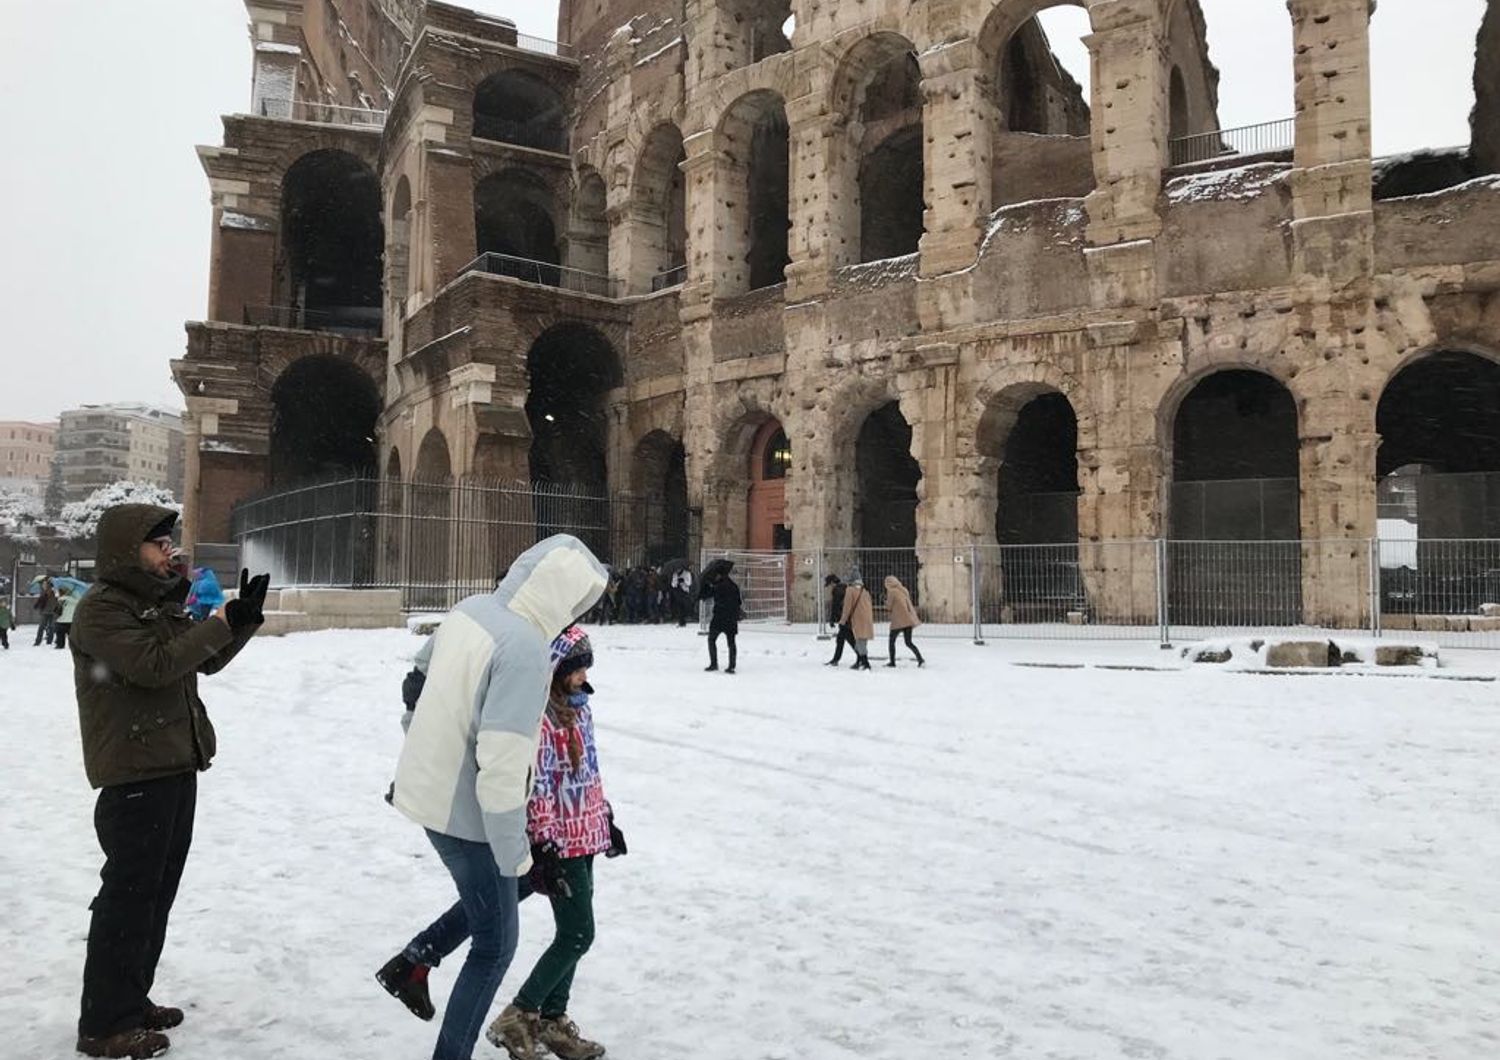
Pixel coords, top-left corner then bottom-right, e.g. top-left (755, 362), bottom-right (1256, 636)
top-left (527, 690), bottom-right (611, 858)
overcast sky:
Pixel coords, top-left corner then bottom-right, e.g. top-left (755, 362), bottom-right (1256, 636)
top-left (0, 0), bottom-right (1487, 425)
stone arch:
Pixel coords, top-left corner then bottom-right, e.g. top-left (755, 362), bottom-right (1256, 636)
top-left (630, 430), bottom-right (691, 563)
top-left (385, 445), bottom-right (403, 480)
top-left (828, 31), bottom-right (926, 265)
top-left (717, 90), bottom-right (791, 293)
top-left (979, 1), bottom-right (1098, 207)
top-left (629, 123), bottom-right (688, 292)
top-left (414, 427), bottom-right (452, 482)
top-left (704, 392), bottom-right (785, 550)
top-left (976, 384), bottom-right (1081, 546)
top-left (387, 174), bottom-right (413, 310)
top-left (568, 167), bottom-right (610, 279)
top-left (1169, 66), bottom-right (1191, 141)
top-left (474, 169), bottom-right (562, 280)
top-left (267, 354), bottom-right (381, 487)
top-left (277, 149), bottom-right (384, 333)
top-left (473, 69), bottom-right (568, 152)
top-left (527, 323), bottom-right (623, 492)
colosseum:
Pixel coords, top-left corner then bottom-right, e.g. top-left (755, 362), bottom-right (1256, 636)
top-left (174, 0), bottom-right (1500, 629)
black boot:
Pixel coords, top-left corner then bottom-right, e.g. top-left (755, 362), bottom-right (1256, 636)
top-left (376, 953), bottom-right (436, 1021)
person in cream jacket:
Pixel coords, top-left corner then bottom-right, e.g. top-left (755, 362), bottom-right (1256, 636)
top-left (387, 534), bottom-right (608, 1060)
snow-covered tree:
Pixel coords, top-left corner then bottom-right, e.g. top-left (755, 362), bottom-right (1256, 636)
top-left (59, 481), bottom-right (180, 540)
top-left (0, 488), bottom-right (46, 540)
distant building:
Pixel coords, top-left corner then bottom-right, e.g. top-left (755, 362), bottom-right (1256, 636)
top-left (55, 405), bottom-right (185, 503)
top-left (0, 421), bottom-right (57, 491)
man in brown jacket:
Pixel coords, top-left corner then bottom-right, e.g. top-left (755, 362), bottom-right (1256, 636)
top-left (70, 504), bottom-right (268, 1059)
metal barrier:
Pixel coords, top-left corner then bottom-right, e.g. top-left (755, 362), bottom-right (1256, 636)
top-left (233, 476), bottom-right (700, 612)
top-left (1169, 117), bottom-right (1295, 167)
top-left (515, 33), bottom-right (574, 59)
top-left (650, 265), bottom-right (688, 292)
top-left (457, 253), bottom-right (620, 299)
top-left (227, 491), bottom-right (1500, 648)
top-left (258, 98), bottom-right (386, 130)
top-left (472, 117), bottom-right (568, 153)
top-left (242, 304), bottom-right (382, 336)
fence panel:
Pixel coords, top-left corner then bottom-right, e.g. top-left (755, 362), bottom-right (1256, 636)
top-left (1378, 537), bottom-right (1500, 648)
top-left (698, 550), bottom-right (790, 626)
top-left (974, 541), bottom-right (1163, 641)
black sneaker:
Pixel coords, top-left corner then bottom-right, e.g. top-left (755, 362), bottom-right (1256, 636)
top-left (375, 953), bottom-right (435, 1021)
top-left (75, 1028), bottom-right (170, 1059)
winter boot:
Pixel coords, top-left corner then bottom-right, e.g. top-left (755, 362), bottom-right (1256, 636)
top-left (142, 1005), bottom-right (184, 1031)
top-left (75, 1028), bottom-right (171, 1059)
top-left (486, 1004), bottom-right (543, 1060)
top-left (375, 953), bottom-right (435, 1021)
top-left (538, 1014), bottom-right (606, 1060)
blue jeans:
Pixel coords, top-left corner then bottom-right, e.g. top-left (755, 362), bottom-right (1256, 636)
top-left (416, 830), bottom-right (519, 1060)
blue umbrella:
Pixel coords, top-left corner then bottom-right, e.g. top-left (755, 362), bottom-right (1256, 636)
top-left (28, 574), bottom-right (90, 596)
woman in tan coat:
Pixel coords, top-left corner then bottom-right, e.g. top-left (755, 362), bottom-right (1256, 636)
top-left (837, 575), bottom-right (875, 671)
top-left (883, 575), bottom-right (925, 668)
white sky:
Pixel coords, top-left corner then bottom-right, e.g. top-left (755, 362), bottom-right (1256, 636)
top-left (0, 0), bottom-right (1486, 425)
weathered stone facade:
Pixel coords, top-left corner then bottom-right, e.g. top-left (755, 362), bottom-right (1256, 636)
top-left (177, 0), bottom-right (1500, 624)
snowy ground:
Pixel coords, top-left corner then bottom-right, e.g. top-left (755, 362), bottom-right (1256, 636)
top-left (4, 626), bottom-right (1499, 1060)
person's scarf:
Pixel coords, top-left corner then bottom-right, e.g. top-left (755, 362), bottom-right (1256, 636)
top-left (548, 688), bottom-right (588, 771)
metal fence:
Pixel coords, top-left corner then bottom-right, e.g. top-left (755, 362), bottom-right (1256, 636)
top-left (257, 97), bottom-right (387, 130)
top-left (242, 304), bottom-right (383, 336)
top-left (473, 117), bottom-right (568, 153)
top-left (232, 477), bottom-right (699, 612)
top-left (457, 253), bottom-right (620, 298)
top-left (1169, 117), bottom-right (1295, 167)
top-left (650, 265), bottom-right (688, 292)
top-left (229, 484), bottom-right (1500, 648)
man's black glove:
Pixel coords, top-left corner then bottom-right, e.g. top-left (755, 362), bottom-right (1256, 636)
top-left (530, 839), bottom-right (572, 898)
top-left (606, 811), bottom-right (628, 859)
top-left (224, 569), bottom-right (270, 631)
top-left (401, 667), bottom-right (427, 710)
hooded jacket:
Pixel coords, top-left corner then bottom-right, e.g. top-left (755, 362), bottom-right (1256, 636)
top-left (839, 581), bottom-right (876, 641)
top-left (70, 504), bottom-right (257, 790)
top-left (884, 576), bottom-right (920, 631)
top-left (392, 534), bottom-right (608, 876)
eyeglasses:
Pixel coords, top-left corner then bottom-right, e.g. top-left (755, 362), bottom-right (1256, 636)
top-left (148, 537), bottom-right (175, 551)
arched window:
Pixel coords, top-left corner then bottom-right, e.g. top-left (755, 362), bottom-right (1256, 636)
top-left (278, 150), bottom-right (384, 333)
top-left (473, 70), bottom-right (567, 152)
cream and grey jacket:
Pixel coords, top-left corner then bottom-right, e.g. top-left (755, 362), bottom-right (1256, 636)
top-left (392, 534), bottom-right (607, 876)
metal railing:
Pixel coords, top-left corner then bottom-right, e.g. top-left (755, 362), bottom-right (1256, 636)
top-left (242, 304), bottom-right (383, 337)
top-left (650, 264), bottom-right (688, 292)
top-left (1169, 117), bottom-right (1295, 167)
top-left (472, 116), bottom-right (568, 154)
top-left (457, 253), bottom-right (620, 298)
top-left (257, 97), bottom-right (387, 130)
top-left (232, 476), bottom-right (699, 613)
top-left (516, 33), bottom-right (574, 59)
top-left (227, 485), bottom-right (1500, 649)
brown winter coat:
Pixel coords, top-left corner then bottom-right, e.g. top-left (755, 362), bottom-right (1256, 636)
top-left (71, 504), bottom-right (257, 790)
top-left (884, 576), bottom-right (920, 631)
top-left (839, 582), bottom-right (876, 641)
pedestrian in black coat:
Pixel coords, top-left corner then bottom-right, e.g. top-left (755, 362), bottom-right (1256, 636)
top-left (823, 574), bottom-right (856, 666)
top-left (699, 558), bottom-right (742, 673)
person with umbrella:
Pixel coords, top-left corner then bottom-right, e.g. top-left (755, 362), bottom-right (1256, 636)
top-left (699, 558), bottom-right (742, 673)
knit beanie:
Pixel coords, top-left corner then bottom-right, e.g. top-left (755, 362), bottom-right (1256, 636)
top-left (551, 625), bottom-right (594, 690)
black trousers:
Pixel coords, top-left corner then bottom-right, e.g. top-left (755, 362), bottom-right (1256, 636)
top-left (54, 622), bottom-right (72, 650)
top-left (34, 615), bottom-right (54, 645)
top-left (0, 627), bottom-right (8, 649)
top-left (708, 627), bottom-right (737, 670)
top-left (829, 623), bottom-right (855, 662)
top-left (888, 627), bottom-right (924, 665)
top-left (80, 773), bottom-right (198, 1038)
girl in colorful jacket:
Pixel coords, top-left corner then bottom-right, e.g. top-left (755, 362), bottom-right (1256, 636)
top-left (489, 625), bottom-right (624, 1060)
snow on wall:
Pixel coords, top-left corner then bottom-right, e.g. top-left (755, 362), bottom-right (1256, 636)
top-left (1165, 162), bottom-right (1289, 206)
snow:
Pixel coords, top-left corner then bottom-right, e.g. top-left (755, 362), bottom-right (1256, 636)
top-left (254, 42), bottom-right (302, 56)
top-left (1165, 162), bottom-right (1289, 205)
top-left (1379, 519), bottom-right (1419, 568)
top-left (1178, 635), bottom-right (1442, 671)
top-left (633, 35), bottom-right (683, 67)
top-left (57, 481), bottom-right (178, 540)
top-left (219, 210), bottom-right (273, 232)
top-left (8, 625), bottom-right (1500, 1059)
top-left (1378, 173), bottom-right (1500, 203)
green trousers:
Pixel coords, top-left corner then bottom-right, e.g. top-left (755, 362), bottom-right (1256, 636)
top-left (516, 855), bottom-right (595, 1017)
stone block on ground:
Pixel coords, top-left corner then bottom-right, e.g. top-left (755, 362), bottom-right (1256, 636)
top-left (1381, 614), bottom-right (1416, 631)
top-left (1470, 617), bottom-right (1500, 633)
top-left (1265, 640), bottom-right (1339, 668)
top-left (1415, 615), bottom-right (1448, 632)
top-left (1374, 645), bottom-right (1425, 667)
